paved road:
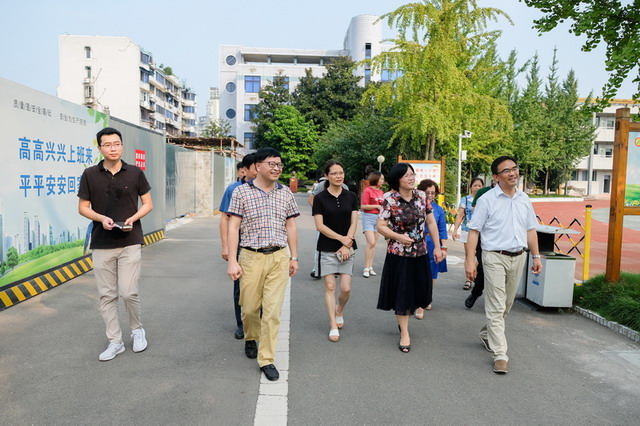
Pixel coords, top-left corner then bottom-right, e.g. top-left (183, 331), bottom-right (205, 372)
top-left (1, 193), bottom-right (639, 425)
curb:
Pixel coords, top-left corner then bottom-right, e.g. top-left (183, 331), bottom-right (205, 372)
top-left (0, 229), bottom-right (165, 311)
top-left (573, 305), bottom-right (640, 343)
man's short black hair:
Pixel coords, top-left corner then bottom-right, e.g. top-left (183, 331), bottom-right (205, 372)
top-left (96, 127), bottom-right (123, 146)
top-left (491, 155), bottom-right (517, 175)
top-left (236, 162), bottom-right (244, 171)
top-left (242, 153), bottom-right (257, 169)
top-left (255, 147), bottom-right (281, 163)
top-left (387, 163), bottom-right (414, 192)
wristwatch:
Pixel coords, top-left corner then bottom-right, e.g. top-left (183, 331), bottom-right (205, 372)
top-left (532, 254), bottom-right (541, 259)
top-left (290, 257), bottom-right (298, 261)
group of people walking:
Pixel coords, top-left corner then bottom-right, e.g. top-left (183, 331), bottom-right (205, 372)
top-left (78, 129), bottom-right (542, 380)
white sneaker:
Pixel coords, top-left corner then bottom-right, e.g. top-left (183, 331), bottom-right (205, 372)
top-left (131, 328), bottom-right (148, 353)
top-left (363, 268), bottom-right (370, 278)
top-left (369, 269), bottom-right (377, 276)
top-left (99, 342), bottom-right (125, 361)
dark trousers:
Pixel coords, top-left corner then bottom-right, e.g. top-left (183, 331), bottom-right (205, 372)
top-left (471, 237), bottom-right (485, 298)
top-left (234, 279), bottom-right (242, 327)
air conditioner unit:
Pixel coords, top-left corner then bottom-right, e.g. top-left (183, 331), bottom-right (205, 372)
top-left (85, 97), bottom-right (95, 104)
top-left (83, 78), bottom-right (91, 84)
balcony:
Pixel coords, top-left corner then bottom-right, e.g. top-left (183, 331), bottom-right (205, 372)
top-left (595, 127), bottom-right (615, 142)
top-left (575, 154), bottom-right (613, 171)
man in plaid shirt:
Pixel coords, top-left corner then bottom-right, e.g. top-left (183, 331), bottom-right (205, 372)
top-left (227, 147), bottom-right (300, 381)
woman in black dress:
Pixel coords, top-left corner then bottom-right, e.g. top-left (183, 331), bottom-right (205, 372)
top-left (376, 163), bottom-right (444, 352)
top-left (312, 160), bottom-right (359, 342)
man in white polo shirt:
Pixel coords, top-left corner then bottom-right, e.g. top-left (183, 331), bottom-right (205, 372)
top-left (465, 155), bottom-right (542, 375)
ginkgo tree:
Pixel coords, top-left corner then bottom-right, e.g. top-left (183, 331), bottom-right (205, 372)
top-left (364, 0), bottom-right (514, 162)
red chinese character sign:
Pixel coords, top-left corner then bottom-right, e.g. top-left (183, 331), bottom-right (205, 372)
top-left (398, 156), bottom-right (446, 192)
top-left (135, 149), bottom-right (146, 170)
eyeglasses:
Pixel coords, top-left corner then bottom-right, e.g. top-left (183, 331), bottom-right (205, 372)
top-left (328, 171), bottom-right (344, 176)
top-left (100, 142), bottom-right (123, 149)
top-left (262, 161), bottom-right (285, 169)
top-left (497, 166), bottom-right (519, 175)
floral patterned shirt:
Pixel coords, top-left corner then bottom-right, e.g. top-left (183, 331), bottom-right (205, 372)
top-left (378, 189), bottom-right (432, 257)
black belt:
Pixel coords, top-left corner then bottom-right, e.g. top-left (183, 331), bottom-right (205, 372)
top-left (492, 249), bottom-right (524, 257)
top-left (241, 246), bottom-right (284, 254)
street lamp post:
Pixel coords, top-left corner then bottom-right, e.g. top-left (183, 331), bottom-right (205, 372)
top-left (377, 155), bottom-right (385, 172)
top-left (456, 130), bottom-right (472, 206)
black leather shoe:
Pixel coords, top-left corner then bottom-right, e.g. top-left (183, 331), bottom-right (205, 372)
top-left (245, 340), bottom-right (257, 359)
top-left (310, 272), bottom-right (321, 279)
top-left (260, 364), bottom-right (279, 381)
top-left (234, 326), bottom-right (244, 340)
top-left (465, 294), bottom-right (479, 309)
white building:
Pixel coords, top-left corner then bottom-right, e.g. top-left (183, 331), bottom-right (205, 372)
top-left (567, 99), bottom-right (640, 196)
top-left (58, 35), bottom-right (197, 137)
top-left (219, 15), bottom-right (394, 148)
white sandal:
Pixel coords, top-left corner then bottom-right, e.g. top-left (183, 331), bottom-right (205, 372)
top-left (328, 329), bottom-right (340, 342)
top-left (336, 314), bottom-right (344, 329)
top-left (369, 268), bottom-right (377, 276)
top-left (363, 268), bottom-right (370, 278)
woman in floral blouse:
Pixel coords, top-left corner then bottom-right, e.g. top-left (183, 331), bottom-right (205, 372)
top-left (376, 163), bottom-right (444, 353)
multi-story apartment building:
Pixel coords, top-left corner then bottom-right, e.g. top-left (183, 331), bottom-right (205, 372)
top-left (219, 15), bottom-right (394, 148)
top-left (197, 87), bottom-right (221, 134)
top-left (58, 35), bottom-right (197, 136)
top-left (567, 99), bottom-right (640, 196)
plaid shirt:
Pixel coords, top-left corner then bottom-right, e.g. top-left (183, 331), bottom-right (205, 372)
top-left (228, 179), bottom-right (300, 249)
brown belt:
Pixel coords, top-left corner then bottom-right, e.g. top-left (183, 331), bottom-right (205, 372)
top-left (492, 249), bottom-right (524, 257)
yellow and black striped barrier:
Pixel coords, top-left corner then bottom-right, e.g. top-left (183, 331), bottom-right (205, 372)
top-left (0, 229), bottom-right (165, 311)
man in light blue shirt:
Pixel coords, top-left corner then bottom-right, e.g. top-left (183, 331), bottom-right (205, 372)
top-left (465, 155), bottom-right (543, 375)
top-left (219, 154), bottom-right (257, 339)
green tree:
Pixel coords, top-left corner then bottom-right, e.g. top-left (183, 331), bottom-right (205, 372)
top-left (314, 112), bottom-right (399, 183)
top-left (292, 56), bottom-right (365, 133)
top-left (200, 118), bottom-right (231, 138)
top-left (6, 247), bottom-right (19, 271)
top-left (263, 105), bottom-right (318, 180)
top-left (365, 0), bottom-right (513, 162)
top-left (252, 73), bottom-right (292, 149)
top-left (523, 0), bottom-right (640, 107)
top-left (509, 53), bottom-right (547, 189)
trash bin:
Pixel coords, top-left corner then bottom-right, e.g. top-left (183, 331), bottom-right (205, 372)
top-left (525, 225), bottom-right (578, 307)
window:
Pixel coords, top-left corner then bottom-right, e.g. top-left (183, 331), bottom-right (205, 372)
top-left (84, 46), bottom-right (91, 59)
top-left (381, 69), bottom-right (390, 82)
top-left (226, 55), bottom-right (237, 66)
top-left (580, 170), bottom-right (588, 181)
top-left (85, 66), bottom-right (91, 79)
top-left (244, 132), bottom-right (255, 147)
top-left (364, 68), bottom-right (371, 85)
top-left (245, 75), bottom-right (261, 93)
top-left (365, 43), bottom-right (372, 59)
top-left (84, 85), bottom-right (93, 99)
top-left (140, 53), bottom-right (150, 64)
top-left (140, 70), bottom-right (149, 83)
top-left (183, 106), bottom-right (195, 114)
top-left (226, 82), bottom-right (236, 93)
top-left (244, 104), bottom-right (257, 121)
top-left (592, 170), bottom-right (597, 181)
top-left (281, 76), bottom-right (289, 90)
top-left (226, 108), bottom-right (236, 119)
top-left (605, 147), bottom-right (613, 158)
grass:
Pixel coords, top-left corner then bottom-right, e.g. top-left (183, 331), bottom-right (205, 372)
top-left (0, 247), bottom-right (85, 288)
top-left (574, 272), bottom-right (640, 333)
top-left (625, 184), bottom-right (640, 207)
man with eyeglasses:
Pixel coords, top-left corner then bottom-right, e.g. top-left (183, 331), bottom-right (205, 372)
top-left (465, 155), bottom-right (542, 375)
top-left (78, 127), bottom-right (153, 361)
top-left (226, 147), bottom-right (300, 381)
top-left (219, 153), bottom-right (257, 340)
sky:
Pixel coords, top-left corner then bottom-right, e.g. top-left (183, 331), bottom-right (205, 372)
top-left (2, 0), bottom-right (636, 116)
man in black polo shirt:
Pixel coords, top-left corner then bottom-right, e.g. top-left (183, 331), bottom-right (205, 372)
top-left (78, 127), bottom-right (153, 361)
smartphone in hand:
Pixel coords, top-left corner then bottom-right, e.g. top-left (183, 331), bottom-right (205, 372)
top-left (114, 222), bottom-right (133, 231)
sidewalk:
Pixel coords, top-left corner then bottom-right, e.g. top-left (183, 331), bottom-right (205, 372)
top-left (0, 193), bottom-right (638, 424)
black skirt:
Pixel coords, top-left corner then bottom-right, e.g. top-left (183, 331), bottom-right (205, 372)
top-left (376, 252), bottom-right (432, 315)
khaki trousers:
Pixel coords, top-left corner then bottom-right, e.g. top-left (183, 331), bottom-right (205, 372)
top-left (92, 245), bottom-right (143, 344)
top-left (239, 248), bottom-right (289, 367)
top-left (480, 250), bottom-right (526, 362)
